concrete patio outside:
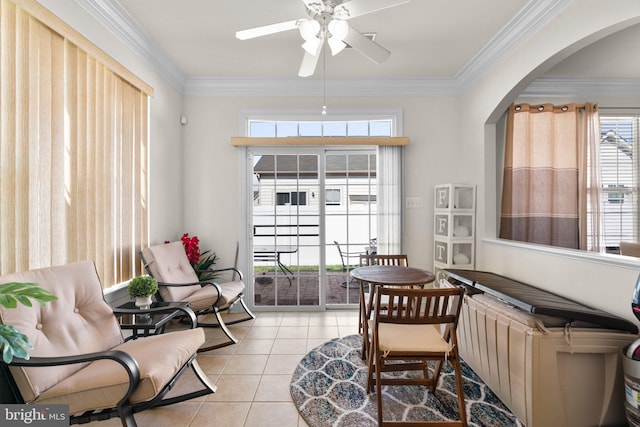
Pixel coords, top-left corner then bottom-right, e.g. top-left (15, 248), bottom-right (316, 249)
top-left (253, 271), bottom-right (361, 306)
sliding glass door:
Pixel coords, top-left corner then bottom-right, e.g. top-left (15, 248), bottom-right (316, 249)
top-left (249, 148), bottom-right (377, 308)
top-left (252, 152), bottom-right (321, 307)
top-left (325, 152), bottom-right (377, 305)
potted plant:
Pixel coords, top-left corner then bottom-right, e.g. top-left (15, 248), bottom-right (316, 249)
top-left (180, 233), bottom-right (218, 281)
top-left (128, 275), bottom-right (158, 310)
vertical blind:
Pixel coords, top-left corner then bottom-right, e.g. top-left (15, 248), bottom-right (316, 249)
top-left (0, 0), bottom-right (152, 288)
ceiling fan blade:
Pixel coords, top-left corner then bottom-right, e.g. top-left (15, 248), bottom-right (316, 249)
top-left (236, 19), bottom-right (300, 40)
top-left (335, 0), bottom-right (410, 20)
top-left (343, 28), bottom-right (390, 63)
top-left (301, 0), bottom-right (324, 14)
top-left (298, 50), bottom-right (321, 77)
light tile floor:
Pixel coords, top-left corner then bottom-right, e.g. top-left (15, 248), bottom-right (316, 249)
top-left (88, 310), bottom-right (361, 427)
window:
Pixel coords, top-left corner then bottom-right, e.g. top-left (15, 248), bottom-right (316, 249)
top-left (596, 116), bottom-right (639, 249)
top-left (276, 191), bottom-right (307, 206)
top-left (326, 189), bottom-right (341, 205)
top-left (245, 112), bottom-right (403, 308)
top-left (350, 195), bottom-right (377, 204)
top-left (249, 119), bottom-right (393, 137)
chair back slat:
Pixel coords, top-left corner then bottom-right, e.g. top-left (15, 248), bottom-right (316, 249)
top-left (359, 254), bottom-right (408, 267)
top-left (375, 286), bottom-right (464, 326)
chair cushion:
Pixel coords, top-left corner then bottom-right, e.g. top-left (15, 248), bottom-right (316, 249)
top-left (32, 328), bottom-right (205, 415)
top-left (371, 321), bottom-right (453, 355)
top-left (184, 280), bottom-right (245, 312)
top-left (0, 261), bottom-right (124, 403)
top-left (142, 242), bottom-right (201, 302)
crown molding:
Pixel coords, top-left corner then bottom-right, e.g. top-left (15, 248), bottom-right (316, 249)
top-left (79, 0), bottom-right (567, 97)
top-left (455, 0), bottom-right (572, 91)
top-left (522, 77), bottom-right (640, 97)
top-left (74, 0), bottom-right (186, 91)
top-left (183, 77), bottom-right (460, 97)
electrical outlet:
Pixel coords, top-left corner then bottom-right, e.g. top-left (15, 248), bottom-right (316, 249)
top-left (406, 197), bottom-right (423, 209)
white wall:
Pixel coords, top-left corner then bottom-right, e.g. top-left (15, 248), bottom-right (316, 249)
top-left (38, 0), bottom-right (640, 322)
top-left (181, 95), bottom-right (460, 271)
top-left (182, 0), bottom-right (640, 322)
top-left (460, 0), bottom-right (640, 323)
top-left (36, 0), bottom-right (185, 244)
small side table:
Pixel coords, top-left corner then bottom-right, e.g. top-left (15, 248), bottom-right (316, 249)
top-left (114, 301), bottom-right (193, 340)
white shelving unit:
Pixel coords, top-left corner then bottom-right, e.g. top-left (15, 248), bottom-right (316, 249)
top-left (433, 184), bottom-right (476, 271)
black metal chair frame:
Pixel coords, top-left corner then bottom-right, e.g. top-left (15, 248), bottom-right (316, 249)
top-left (1, 305), bottom-right (216, 427)
top-left (140, 252), bottom-right (255, 351)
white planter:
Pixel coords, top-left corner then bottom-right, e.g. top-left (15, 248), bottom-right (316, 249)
top-left (134, 295), bottom-right (153, 310)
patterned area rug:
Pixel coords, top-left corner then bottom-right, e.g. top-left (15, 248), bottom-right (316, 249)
top-left (290, 335), bottom-right (524, 427)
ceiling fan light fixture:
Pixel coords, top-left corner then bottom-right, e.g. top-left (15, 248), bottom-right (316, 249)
top-left (328, 36), bottom-right (347, 55)
top-left (327, 18), bottom-right (348, 55)
top-left (302, 36), bottom-right (323, 56)
top-left (299, 19), bottom-right (321, 41)
top-left (328, 19), bottom-right (348, 40)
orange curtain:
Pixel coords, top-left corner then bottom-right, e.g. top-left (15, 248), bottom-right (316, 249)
top-left (500, 103), bottom-right (600, 249)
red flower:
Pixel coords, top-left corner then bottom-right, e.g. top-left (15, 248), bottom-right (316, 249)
top-left (174, 233), bottom-right (218, 280)
top-left (181, 233), bottom-right (201, 265)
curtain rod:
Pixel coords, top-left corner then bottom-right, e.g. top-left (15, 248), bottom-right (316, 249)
top-left (598, 107), bottom-right (640, 110)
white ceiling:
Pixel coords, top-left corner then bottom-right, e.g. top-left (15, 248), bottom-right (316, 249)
top-left (80, 0), bottom-right (640, 97)
top-left (115, 0), bottom-right (529, 80)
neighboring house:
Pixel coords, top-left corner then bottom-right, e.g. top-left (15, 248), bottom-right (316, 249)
top-left (252, 154), bottom-right (377, 266)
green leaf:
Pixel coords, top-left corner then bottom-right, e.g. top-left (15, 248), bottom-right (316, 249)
top-left (0, 325), bottom-right (32, 364)
top-left (14, 296), bottom-right (33, 307)
top-left (1, 342), bottom-right (15, 364)
top-left (0, 282), bottom-right (57, 310)
top-left (195, 252), bottom-right (218, 281)
top-left (0, 282), bottom-right (54, 363)
top-left (0, 295), bottom-right (16, 309)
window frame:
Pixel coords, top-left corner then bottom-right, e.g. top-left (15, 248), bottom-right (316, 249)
top-left (237, 109), bottom-right (404, 310)
top-left (595, 114), bottom-right (640, 250)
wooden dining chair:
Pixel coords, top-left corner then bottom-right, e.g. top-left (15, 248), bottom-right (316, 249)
top-left (367, 285), bottom-right (467, 426)
top-left (357, 254), bottom-right (409, 358)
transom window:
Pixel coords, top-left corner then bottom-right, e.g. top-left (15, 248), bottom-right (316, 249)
top-left (249, 119), bottom-right (393, 137)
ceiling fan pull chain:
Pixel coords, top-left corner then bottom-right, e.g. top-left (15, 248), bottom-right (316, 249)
top-left (322, 43), bottom-right (327, 116)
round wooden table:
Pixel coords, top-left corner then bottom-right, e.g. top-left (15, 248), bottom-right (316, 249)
top-left (350, 265), bottom-right (435, 286)
top-left (350, 265), bottom-right (436, 358)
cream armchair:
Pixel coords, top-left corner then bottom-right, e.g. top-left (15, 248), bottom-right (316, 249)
top-left (141, 241), bottom-right (255, 350)
top-left (0, 260), bottom-right (216, 427)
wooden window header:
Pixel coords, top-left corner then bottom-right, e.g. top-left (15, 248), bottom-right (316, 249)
top-left (231, 136), bottom-right (409, 147)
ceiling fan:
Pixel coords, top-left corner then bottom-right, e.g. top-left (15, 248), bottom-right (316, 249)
top-left (236, 0), bottom-right (410, 77)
